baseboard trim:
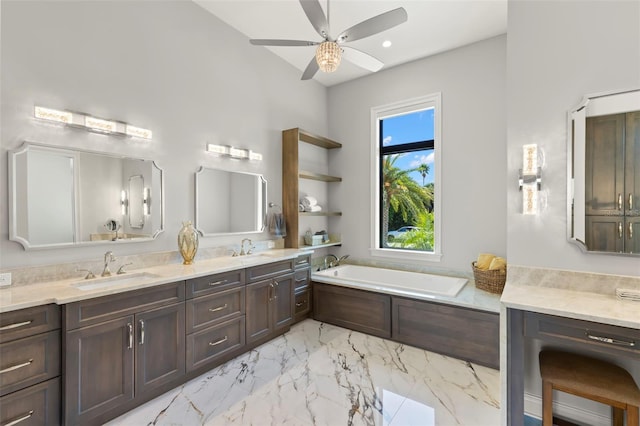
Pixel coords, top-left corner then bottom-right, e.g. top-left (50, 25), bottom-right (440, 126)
top-left (524, 392), bottom-right (610, 426)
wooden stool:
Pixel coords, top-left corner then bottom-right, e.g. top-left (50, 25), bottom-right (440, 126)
top-left (539, 350), bottom-right (640, 426)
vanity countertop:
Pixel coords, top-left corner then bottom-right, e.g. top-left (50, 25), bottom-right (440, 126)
top-left (500, 265), bottom-right (640, 329)
top-left (0, 249), bottom-right (306, 313)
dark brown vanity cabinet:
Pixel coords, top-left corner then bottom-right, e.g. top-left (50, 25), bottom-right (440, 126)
top-left (186, 270), bottom-right (246, 373)
top-left (585, 111), bottom-right (640, 253)
top-left (0, 304), bottom-right (61, 426)
top-left (63, 282), bottom-right (185, 425)
top-left (293, 254), bottom-right (312, 323)
top-left (246, 260), bottom-right (295, 345)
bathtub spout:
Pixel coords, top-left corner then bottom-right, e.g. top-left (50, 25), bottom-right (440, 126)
top-left (323, 254), bottom-right (338, 270)
top-left (337, 255), bottom-right (350, 265)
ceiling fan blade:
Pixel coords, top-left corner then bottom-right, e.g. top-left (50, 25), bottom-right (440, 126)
top-left (250, 39), bottom-right (318, 47)
top-left (301, 56), bottom-right (319, 80)
top-left (336, 7), bottom-right (408, 44)
top-left (299, 0), bottom-right (329, 39)
top-left (342, 46), bottom-right (384, 72)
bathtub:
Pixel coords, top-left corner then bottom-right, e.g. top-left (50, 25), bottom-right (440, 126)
top-left (312, 264), bottom-right (467, 299)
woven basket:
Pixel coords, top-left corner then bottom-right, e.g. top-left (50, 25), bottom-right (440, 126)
top-left (471, 261), bottom-right (506, 294)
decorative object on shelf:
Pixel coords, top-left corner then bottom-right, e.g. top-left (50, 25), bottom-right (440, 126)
top-left (249, 0), bottom-right (407, 80)
top-left (267, 203), bottom-right (287, 237)
top-left (300, 195), bottom-right (322, 212)
top-left (34, 106), bottom-right (152, 139)
top-left (178, 221), bottom-right (199, 265)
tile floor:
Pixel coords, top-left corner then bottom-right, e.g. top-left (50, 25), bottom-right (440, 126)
top-left (107, 320), bottom-right (500, 425)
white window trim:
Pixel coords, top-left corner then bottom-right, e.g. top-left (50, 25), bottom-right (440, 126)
top-left (369, 93), bottom-right (442, 262)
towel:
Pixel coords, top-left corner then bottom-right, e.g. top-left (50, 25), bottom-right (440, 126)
top-left (298, 204), bottom-right (305, 212)
top-left (268, 212), bottom-right (287, 237)
top-left (488, 257), bottom-right (506, 271)
top-left (301, 196), bottom-right (318, 210)
top-left (476, 253), bottom-right (495, 270)
top-left (305, 205), bottom-right (322, 213)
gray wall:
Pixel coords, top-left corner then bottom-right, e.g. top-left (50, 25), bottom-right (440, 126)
top-left (327, 35), bottom-right (507, 273)
top-left (0, 0), bottom-right (328, 268)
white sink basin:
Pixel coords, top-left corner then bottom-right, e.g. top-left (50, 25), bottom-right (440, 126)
top-left (71, 272), bottom-right (161, 291)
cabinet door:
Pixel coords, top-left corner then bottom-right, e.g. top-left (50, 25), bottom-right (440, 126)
top-left (65, 316), bottom-right (134, 424)
top-left (585, 114), bottom-right (625, 216)
top-left (272, 273), bottom-right (294, 332)
top-left (245, 279), bottom-right (272, 344)
top-left (585, 216), bottom-right (623, 252)
top-left (626, 111), bottom-right (640, 216)
top-left (135, 303), bottom-right (185, 397)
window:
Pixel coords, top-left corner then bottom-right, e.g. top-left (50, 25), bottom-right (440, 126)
top-left (370, 94), bottom-right (442, 261)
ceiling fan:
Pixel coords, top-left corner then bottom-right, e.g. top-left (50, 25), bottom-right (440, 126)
top-left (250, 0), bottom-right (408, 80)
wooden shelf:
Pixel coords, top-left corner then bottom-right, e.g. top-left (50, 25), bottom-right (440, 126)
top-left (300, 211), bottom-right (342, 217)
top-left (295, 128), bottom-right (342, 149)
top-left (299, 170), bottom-right (342, 182)
top-left (299, 241), bottom-right (342, 250)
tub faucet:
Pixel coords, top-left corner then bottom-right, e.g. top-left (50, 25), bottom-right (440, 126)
top-left (323, 254), bottom-right (338, 270)
top-left (102, 251), bottom-right (116, 277)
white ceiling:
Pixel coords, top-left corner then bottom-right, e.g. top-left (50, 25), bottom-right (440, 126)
top-left (193, 0), bottom-right (507, 87)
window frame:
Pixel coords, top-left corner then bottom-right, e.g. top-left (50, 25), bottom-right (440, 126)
top-left (370, 93), bottom-right (442, 262)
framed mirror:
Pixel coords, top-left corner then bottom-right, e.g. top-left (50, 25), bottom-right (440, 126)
top-left (9, 142), bottom-right (165, 249)
top-left (195, 167), bottom-right (267, 236)
top-left (567, 88), bottom-right (640, 255)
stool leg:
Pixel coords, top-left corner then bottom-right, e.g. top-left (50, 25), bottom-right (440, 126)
top-left (612, 407), bottom-right (623, 426)
top-left (542, 380), bottom-right (553, 426)
top-left (627, 405), bottom-right (639, 426)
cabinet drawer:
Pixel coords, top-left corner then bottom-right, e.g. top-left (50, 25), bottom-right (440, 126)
top-left (392, 297), bottom-right (499, 369)
top-left (0, 377), bottom-right (60, 426)
top-left (0, 305), bottom-right (60, 344)
top-left (294, 289), bottom-right (311, 319)
top-left (186, 287), bottom-right (245, 332)
top-left (186, 316), bottom-right (245, 372)
top-left (247, 260), bottom-right (294, 283)
top-left (65, 281), bottom-right (185, 330)
top-left (294, 268), bottom-right (310, 291)
top-left (294, 254), bottom-right (311, 269)
top-left (186, 270), bottom-right (245, 299)
top-left (0, 331), bottom-right (60, 396)
top-left (524, 311), bottom-right (640, 357)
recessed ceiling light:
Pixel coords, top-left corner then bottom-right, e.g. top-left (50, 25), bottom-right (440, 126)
top-left (382, 40), bottom-right (392, 48)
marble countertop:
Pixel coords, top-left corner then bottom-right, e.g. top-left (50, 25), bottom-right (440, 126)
top-left (0, 249), bottom-right (305, 313)
top-left (500, 265), bottom-right (640, 330)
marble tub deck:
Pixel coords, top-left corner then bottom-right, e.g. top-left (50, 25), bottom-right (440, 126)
top-left (108, 320), bottom-right (500, 426)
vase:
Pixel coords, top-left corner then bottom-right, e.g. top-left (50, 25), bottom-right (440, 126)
top-left (178, 221), bottom-right (198, 265)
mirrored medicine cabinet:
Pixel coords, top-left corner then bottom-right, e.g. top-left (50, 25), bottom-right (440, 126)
top-left (195, 167), bottom-right (267, 236)
top-left (568, 88), bottom-right (640, 255)
top-left (9, 142), bottom-right (165, 250)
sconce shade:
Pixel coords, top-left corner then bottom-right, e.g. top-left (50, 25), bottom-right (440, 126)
top-left (316, 41), bottom-right (342, 73)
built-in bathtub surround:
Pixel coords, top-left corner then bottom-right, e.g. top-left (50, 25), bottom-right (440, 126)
top-left (107, 319), bottom-right (501, 426)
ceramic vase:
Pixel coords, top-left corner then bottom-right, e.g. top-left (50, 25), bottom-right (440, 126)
top-left (178, 221), bottom-right (198, 265)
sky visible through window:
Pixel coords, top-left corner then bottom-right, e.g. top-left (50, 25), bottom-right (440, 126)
top-left (382, 108), bottom-right (435, 185)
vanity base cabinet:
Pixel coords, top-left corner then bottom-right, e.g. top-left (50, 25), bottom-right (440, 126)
top-left (245, 274), bottom-right (295, 346)
top-left (293, 255), bottom-right (312, 323)
top-left (63, 282), bottom-right (186, 425)
top-left (0, 377), bottom-right (60, 426)
top-left (391, 297), bottom-right (499, 369)
top-left (313, 283), bottom-right (391, 339)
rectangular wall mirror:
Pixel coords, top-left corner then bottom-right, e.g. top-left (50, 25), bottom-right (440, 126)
top-left (568, 88), bottom-right (640, 255)
top-left (195, 167), bottom-right (267, 236)
top-left (9, 142), bottom-right (165, 249)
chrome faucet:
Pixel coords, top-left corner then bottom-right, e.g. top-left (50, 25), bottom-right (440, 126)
top-left (102, 251), bottom-right (116, 277)
top-left (240, 238), bottom-right (253, 256)
top-left (323, 254), bottom-right (350, 270)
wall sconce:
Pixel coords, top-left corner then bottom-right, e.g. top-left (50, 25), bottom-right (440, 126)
top-left (121, 190), bottom-right (128, 215)
top-left (519, 144), bottom-right (542, 215)
top-left (143, 187), bottom-right (150, 216)
top-left (207, 143), bottom-right (262, 161)
top-left (34, 106), bottom-right (152, 140)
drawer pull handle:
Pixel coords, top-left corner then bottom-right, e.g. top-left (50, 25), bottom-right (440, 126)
top-left (295, 278), bottom-right (306, 283)
top-left (586, 332), bottom-right (636, 347)
top-left (209, 279), bottom-right (228, 287)
top-left (2, 410), bottom-right (34, 426)
top-left (0, 320), bottom-right (32, 331)
top-left (0, 359), bottom-right (33, 374)
top-left (209, 304), bottom-right (228, 313)
top-left (209, 336), bottom-right (228, 346)
top-left (295, 301), bottom-right (306, 307)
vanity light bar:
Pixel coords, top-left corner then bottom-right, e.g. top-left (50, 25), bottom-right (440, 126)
top-left (207, 143), bottom-right (262, 161)
top-left (34, 106), bottom-right (152, 140)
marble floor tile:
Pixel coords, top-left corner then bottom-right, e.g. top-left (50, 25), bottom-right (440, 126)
top-left (107, 320), bottom-right (500, 426)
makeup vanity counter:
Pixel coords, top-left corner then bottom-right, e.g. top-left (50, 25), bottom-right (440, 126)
top-left (500, 265), bottom-right (640, 426)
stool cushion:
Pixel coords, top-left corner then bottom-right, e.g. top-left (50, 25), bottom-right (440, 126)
top-left (539, 350), bottom-right (640, 406)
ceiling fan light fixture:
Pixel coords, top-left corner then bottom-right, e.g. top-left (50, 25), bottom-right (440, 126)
top-left (315, 41), bottom-right (342, 73)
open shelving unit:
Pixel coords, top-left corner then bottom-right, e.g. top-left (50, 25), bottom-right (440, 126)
top-left (282, 128), bottom-right (342, 249)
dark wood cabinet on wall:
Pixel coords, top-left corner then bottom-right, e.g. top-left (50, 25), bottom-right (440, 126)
top-left (586, 111), bottom-right (640, 253)
top-left (63, 282), bottom-right (186, 425)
